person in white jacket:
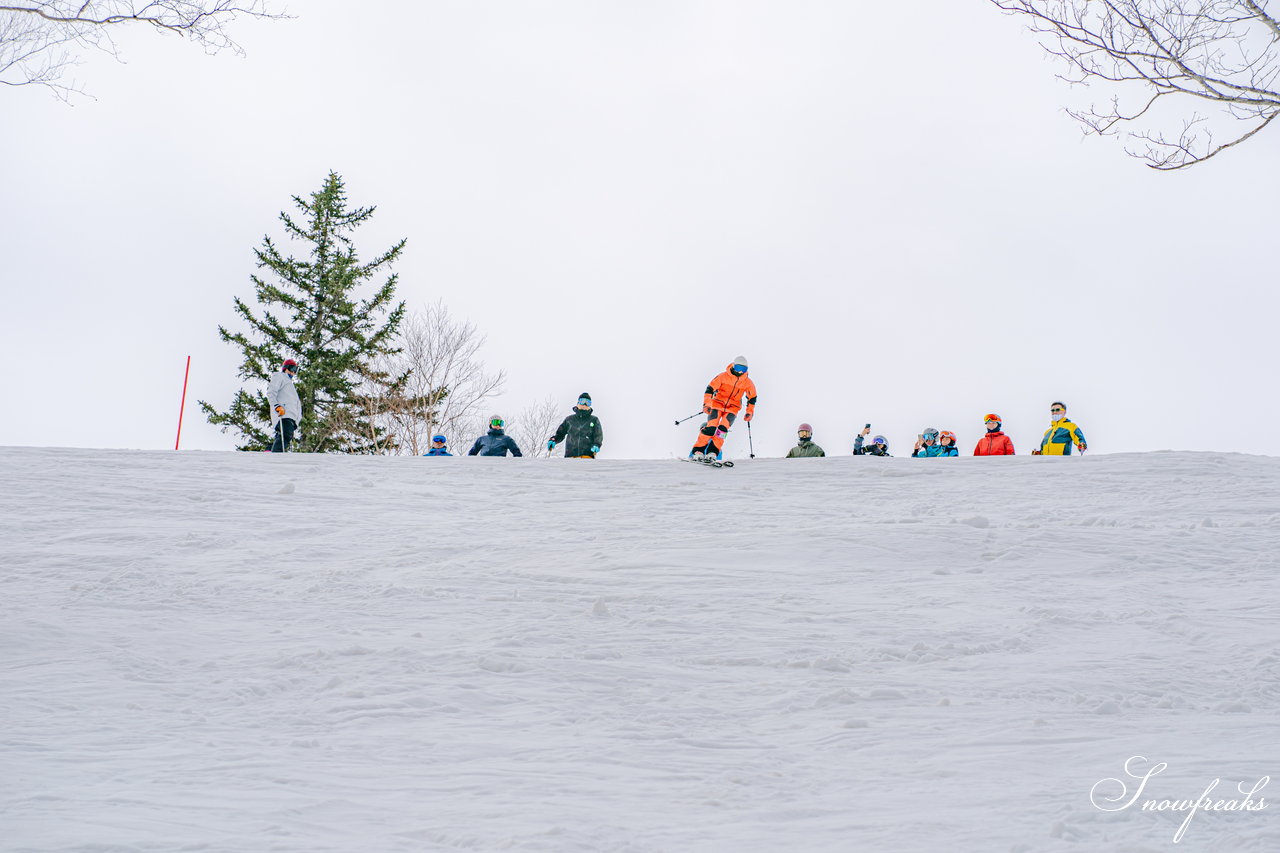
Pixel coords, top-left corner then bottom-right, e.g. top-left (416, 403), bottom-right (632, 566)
top-left (268, 359), bottom-right (302, 452)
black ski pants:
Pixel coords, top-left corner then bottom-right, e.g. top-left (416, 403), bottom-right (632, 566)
top-left (271, 418), bottom-right (297, 452)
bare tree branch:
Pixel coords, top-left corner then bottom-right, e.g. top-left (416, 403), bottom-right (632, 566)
top-left (368, 303), bottom-right (506, 456)
top-left (510, 395), bottom-right (564, 460)
top-left (991, 0), bottom-right (1280, 168)
top-left (0, 1), bottom-right (288, 99)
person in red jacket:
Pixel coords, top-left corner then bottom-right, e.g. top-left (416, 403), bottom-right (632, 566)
top-left (690, 355), bottom-right (757, 461)
top-left (974, 413), bottom-right (1015, 456)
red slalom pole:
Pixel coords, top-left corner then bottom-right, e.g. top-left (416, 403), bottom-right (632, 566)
top-left (175, 355), bottom-right (191, 450)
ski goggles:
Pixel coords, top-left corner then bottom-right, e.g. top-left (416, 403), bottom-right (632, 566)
top-left (939, 431), bottom-right (956, 443)
top-left (922, 430), bottom-right (939, 440)
top-left (983, 414), bottom-right (1001, 424)
top-left (730, 365), bottom-right (748, 374)
top-left (872, 436), bottom-right (887, 445)
top-left (1050, 407), bottom-right (1065, 414)
top-left (431, 435), bottom-right (446, 444)
top-left (797, 430), bottom-right (812, 438)
top-left (577, 398), bottom-right (591, 406)
top-left (490, 419), bottom-right (505, 428)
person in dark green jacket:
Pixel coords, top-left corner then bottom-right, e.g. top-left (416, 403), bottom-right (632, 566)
top-left (786, 423), bottom-right (825, 457)
top-left (548, 393), bottom-right (604, 458)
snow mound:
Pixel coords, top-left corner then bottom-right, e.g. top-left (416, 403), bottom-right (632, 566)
top-left (3, 448), bottom-right (1278, 852)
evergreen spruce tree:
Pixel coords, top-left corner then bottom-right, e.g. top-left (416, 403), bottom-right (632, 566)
top-left (200, 172), bottom-right (411, 452)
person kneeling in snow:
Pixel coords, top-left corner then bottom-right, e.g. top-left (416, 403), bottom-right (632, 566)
top-left (468, 416), bottom-right (523, 457)
top-left (547, 393), bottom-right (603, 458)
top-left (854, 427), bottom-right (891, 456)
top-left (786, 423), bottom-right (825, 457)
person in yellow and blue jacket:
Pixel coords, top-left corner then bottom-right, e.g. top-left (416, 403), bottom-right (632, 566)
top-left (1034, 402), bottom-right (1087, 455)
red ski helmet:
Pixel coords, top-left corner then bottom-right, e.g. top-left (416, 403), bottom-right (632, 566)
top-left (797, 423), bottom-right (813, 433)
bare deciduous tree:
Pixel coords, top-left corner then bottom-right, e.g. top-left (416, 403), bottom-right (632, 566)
top-left (1, 1), bottom-right (286, 99)
top-left (369, 304), bottom-right (505, 456)
top-left (991, 0), bottom-right (1280, 169)
top-left (509, 395), bottom-right (564, 459)
top-left (334, 361), bottom-right (413, 456)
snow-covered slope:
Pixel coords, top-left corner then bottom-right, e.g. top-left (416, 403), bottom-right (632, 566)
top-left (3, 448), bottom-right (1278, 852)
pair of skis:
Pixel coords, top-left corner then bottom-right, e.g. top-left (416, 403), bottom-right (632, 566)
top-left (685, 455), bottom-right (735, 468)
top-left (676, 405), bottom-right (754, 468)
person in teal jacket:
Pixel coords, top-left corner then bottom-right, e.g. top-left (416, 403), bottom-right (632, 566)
top-left (934, 430), bottom-right (960, 457)
top-left (1034, 402), bottom-right (1087, 456)
top-left (913, 427), bottom-right (944, 457)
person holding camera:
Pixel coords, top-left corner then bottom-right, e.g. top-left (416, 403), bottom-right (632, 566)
top-left (853, 426), bottom-right (891, 457)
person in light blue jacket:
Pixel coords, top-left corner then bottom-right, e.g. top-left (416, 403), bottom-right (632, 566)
top-left (912, 427), bottom-right (942, 457)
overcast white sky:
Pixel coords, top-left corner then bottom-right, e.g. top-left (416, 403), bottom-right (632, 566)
top-left (2, 1), bottom-right (1277, 458)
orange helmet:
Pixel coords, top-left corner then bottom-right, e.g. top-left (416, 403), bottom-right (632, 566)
top-left (939, 430), bottom-right (957, 444)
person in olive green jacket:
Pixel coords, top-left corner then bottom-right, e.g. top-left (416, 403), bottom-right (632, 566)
top-left (786, 423), bottom-right (825, 458)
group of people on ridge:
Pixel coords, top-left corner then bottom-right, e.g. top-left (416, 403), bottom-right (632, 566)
top-left (264, 359), bottom-right (604, 458)
top-left (786, 408), bottom-right (1083, 459)
top-left (265, 356), bottom-right (1087, 458)
top-left (409, 393), bottom-right (603, 458)
top-left (687, 356), bottom-right (1086, 460)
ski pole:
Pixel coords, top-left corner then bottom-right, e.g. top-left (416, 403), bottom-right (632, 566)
top-left (674, 411), bottom-right (703, 426)
top-left (747, 421), bottom-right (755, 459)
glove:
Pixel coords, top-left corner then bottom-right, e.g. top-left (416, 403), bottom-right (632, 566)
top-left (275, 405), bottom-right (285, 417)
top-left (547, 440), bottom-right (556, 451)
top-left (1032, 450), bottom-right (1042, 455)
top-left (744, 411), bottom-right (753, 423)
top-left (1077, 444), bottom-right (1087, 452)
top-left (703, 405), bottom-right (712, 415)
top-left (590, 445), bottom-right (599, 454)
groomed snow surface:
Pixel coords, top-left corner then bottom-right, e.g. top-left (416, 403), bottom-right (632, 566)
top-left (3, 448), bottom-right (1278, 853)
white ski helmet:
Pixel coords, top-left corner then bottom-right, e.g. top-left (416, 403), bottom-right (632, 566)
top-left (732, 355), bottom-right (748, 370)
